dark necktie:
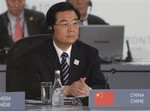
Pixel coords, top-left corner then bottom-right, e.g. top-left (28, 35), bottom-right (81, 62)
top-left (60, 52), bottom-right (69, 85)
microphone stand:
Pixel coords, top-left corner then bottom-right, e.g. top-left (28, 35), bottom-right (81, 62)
top-left (125, 40), bottom-right (133, 62)
top-left (105, 68), bottom-right (116, 89)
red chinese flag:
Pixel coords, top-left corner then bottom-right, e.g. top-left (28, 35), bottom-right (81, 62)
top-left (94, 91), bottom-right (114, 106)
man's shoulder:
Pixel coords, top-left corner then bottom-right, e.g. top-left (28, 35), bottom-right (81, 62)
top-left (88, 14), bottom-right (108, 25)
top-left (24, 9), bottom-right (45, 17)
top-left (88, 14), bottom-right (101, 19)
top-left (1, 11), bottom-right (8, 19)
top-left (75, 40), bottom-right (98, 53)
top-left (0, 14), bottom-right (5, 21)
top-left (1, 12), bottom-right (9, 25)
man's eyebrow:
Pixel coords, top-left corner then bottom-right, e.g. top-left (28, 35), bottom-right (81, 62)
top-left (73, 18), bottom-right (79, 21)
top-left (59, 20), bottom-right (68, 22)
top-left (58, 18), bottom-right (79, 23)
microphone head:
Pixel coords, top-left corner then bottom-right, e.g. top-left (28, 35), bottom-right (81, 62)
top-left (111, 68), bottom-right (116, 74)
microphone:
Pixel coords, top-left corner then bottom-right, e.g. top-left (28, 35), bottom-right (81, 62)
top-left (105, 68), bottom-right (116, 89)
top-left (125, 40), bottom-right (133, 62)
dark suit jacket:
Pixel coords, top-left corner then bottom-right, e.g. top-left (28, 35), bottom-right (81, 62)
top-left (88, 14), bottom-right (109, 25)
top-left (1, 9), bottom-right (45, 41)
top-left (0, 15), bottom-right (13, 49)
top-left (6, 36), bottom-right (106, 100)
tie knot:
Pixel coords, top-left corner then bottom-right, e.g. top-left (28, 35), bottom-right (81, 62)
top-left (61, 52), bottom-right (68, 59)
top-left (16, 17), bottom-right (20, 22)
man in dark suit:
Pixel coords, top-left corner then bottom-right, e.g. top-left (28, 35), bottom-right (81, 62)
top-left (1, 0), bottom-right (45, 43)
top-left (66, 0), bottom-right (109, 25)
top-left (0, 15), bottom-right (13, 64)
top-left (6, 2), bottom-right (106, 103)
top-left (0, 15), bottom-right (13, 49)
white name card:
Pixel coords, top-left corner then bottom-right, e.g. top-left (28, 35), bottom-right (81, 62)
top-left (89, 89), bottom-right (150, 110)
top-left (0, 92), bottom-right (25, 110)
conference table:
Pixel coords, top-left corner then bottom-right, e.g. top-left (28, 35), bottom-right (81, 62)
top-left (25, 104), bottom-right (150, 111)
top-left (0, 63), bottom-right (150, 111)
top-left (1, 62), bottom-right (150, 92)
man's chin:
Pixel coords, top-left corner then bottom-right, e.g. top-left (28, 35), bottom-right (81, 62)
top-left (67, 40), bottom-right (77, 45)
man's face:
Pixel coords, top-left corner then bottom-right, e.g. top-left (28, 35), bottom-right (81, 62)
top-left (53, 10), bottom-right (79, 48)
top-left (67, 0), bottom-right (89, 18)
top-left (6, 0), bottom-right (25, 16)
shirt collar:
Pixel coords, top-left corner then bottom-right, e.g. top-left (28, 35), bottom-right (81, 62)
top-left (7, 10), bottom-right (24, 21)
top-left (53, 41), bottom-right (72, 59)
top-left (80, 14), bottom-right (88, 26)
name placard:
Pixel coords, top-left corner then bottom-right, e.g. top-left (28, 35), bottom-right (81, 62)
top-left (89, 89), bottom-right (150, 109)
top-left (0, 92), bottom-right (25, 110)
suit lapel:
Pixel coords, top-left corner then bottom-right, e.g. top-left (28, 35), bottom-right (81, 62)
top-left (69, 41), bottom-right (83, 84)
top-left (2, 12), bottom-right (13, 42)
top-left (42, 40), bottom-right (83, 85)
top-left (24, 10), bottom-right (30, 34)
top-left (24, 9), bottom-right (35, 35)
top-left (44, 40), bottom-right (60, 81)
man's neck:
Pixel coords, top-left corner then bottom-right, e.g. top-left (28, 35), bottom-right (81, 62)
top-left (53, 40), bottom-right (71, 52)
top-left (80, 14), bottom-right (88, 21)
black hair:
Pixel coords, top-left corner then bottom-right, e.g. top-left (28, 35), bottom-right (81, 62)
top-left (46, 2), bottom-right (80, 28)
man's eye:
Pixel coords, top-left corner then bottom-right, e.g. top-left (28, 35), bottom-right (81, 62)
top-left (73, 22), bottom-right (78, 24)
top-left (61, 22), bottom-right (68, 26)
top-left (72, 20), bottom-right (79, 24)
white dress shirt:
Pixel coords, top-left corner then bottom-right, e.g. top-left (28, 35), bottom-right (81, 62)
top-left (53, 41), bottom-right (72, 65)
